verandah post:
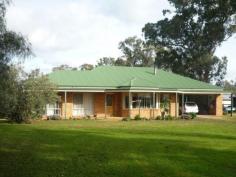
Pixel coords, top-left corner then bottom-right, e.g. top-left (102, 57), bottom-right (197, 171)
top-left (129, 92), bottom-right (132, 118)
top-left (64, 91), bottom-right (67, 119)
top-left (182, 93), bottom-right (184, 117)
top-left (153, 92), bottom-right (155, 119)
top-left (175, 92), bottom-right (178, 118)
top-left (105, 92), bottom-right (107, 119)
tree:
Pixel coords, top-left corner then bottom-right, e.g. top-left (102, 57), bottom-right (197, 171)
top-left (8, 67), bottom-right (58, 123)
top-left (96, 57), bottom-right (116, 66)
top-left (114, 57), bottom-right (127, 66)
top-left (224, 80), bottom-right (236, 93)
top-left (80, 63), bottom-right (94, 70)
top-left (143, 0), bottom-right (235, 83)
top-left (0, 1), bottom-right (57, 122)
top-left (118, 36), bottom-right (156, 67)
top-left (0, 0), bottom-right (32, 119)
top-left (52, 64), bottom-right (77, 71)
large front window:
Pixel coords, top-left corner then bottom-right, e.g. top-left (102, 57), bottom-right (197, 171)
top-left (133, 93), bottom-right (153, 108)
top-left (124, 93), bottom-right (155, 109)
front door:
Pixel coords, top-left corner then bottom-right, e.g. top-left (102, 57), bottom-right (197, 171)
top-left (106, 94), bottom-right (113, 117)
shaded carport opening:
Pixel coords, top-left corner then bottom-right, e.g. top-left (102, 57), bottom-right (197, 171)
top-left (179, 94), bottom-right (216, 115)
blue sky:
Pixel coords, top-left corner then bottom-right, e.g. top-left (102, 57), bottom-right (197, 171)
top-left (6, 0), bottom-right (236, 80)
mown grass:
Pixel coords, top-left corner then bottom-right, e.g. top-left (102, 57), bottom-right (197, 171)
top-left (0, 116), bottom-right (236, 177)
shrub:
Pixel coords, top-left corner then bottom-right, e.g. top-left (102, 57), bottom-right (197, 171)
top-left (48, 115), bottom-right (61, 120)
top-left (122, 117), bottom-right (131, 121)
top-left (134, 114), bottom-right (142, 120)
top-left (190, 113), bottom-right (197, 119)
top-left (156, 116), bottom-right (162, 120)
top-left (223, 108), bottom-right (228, 115)
top-left (165, 115), bottom-right (174, 120)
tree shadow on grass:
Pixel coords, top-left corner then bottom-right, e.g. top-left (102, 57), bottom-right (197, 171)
top-left (0, 127), bottom-right (236, 177)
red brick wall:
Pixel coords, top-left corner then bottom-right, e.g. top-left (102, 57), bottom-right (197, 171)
top-left (94, 93), bottom-right (105, 117)
top-left (215, 94), bottom-right (223, 116)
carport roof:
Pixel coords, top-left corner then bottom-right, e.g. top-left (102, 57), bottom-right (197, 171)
top-left (48, 66), bottom-right (223, 92)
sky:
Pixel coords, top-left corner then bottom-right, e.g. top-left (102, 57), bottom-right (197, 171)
top-left (6, 0), bottom-right (236, 80)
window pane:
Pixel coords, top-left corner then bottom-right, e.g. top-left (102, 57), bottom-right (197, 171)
top-left (125, 96), bottom-right (129, 108)
top-left (132, 95), bottom-right (139, 108)
top-left (106, 95), bottom-right (113, 106)
top-left (73, 94), bottom-right (83, 109)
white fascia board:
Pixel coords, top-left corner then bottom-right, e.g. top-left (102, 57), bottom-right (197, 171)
top-left (178, 91), bottom-right (223, 95)
top-left (58, 89), bottom-right (105, 93)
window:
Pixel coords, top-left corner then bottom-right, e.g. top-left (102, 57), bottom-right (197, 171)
top-left (73, 94), bottom-right (83, 109)
top-left (106, 95), bottom-right (113, 106)
top-left (73, 94), bottom-right (84, 116)
top-left (132, 93), bottom-right (153, 108)
top-left (124, 96), bottom-right (129, 109)
top-left (46, 102), bottom-right (60, 116)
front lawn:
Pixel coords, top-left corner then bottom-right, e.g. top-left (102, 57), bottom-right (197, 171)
top-left (0, 117), bottom-right (236, 177)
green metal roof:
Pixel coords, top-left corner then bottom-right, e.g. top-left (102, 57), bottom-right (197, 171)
top-left (48, 66), bottom-right (223, 92)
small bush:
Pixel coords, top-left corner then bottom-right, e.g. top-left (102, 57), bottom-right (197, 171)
top-left (134, 114), bottom-right (142, 120)
top-left (190, 113), bottom-right (197, 119)
top-left (48, 115), bottom-right (61, 120)
top-left (165, 115), bottom-right (174, 120)
top-left (156, 116), bottom-right (162, 120)
top-left (122, 117), bottom-right (131, 121)
top-left (156, 115), bottom-right (177, 120)
top-left (223, 109), bottom-right (228, 115)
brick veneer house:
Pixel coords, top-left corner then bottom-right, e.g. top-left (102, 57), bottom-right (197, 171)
top-left (46, 66), bottom-right (223, 119)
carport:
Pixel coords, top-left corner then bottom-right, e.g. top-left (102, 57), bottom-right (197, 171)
top-left (178, 92), bottom-right (222, 116)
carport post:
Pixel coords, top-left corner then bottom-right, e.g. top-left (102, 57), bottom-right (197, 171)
top-left (175, 92), bottom-right (178, 118)
top-left (182, 93), bottom-right (184, 117)
top-left (153, 92), bottom-right (155, 119)
top-left (231, 93), bottom-right (233, 117)
top-left (129, 92), bottom-right (132, 117)
top-left (64, 91), bottom-right (67, 119)
top-left (105, 92), bottom-right (107, 119)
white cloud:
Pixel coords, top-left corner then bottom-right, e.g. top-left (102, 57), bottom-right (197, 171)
top-left (5, 0), bottom-right (236, 80)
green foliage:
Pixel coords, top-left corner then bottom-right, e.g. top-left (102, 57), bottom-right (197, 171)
top-left (24, 69), bottom-right (59, 119)
top-left (182, 113), bottom-right (197, 120)
top-left (155, 115), bottom-right (162, 120)
top-left (52, 64), bottom-right (77, 71)
top-left (96, 57), bottom-right (127, 67)
top-left (190, 113), bottom-right (197, 119)
top-left (96, 57), bottom-right (116, 66)
top-left (143, 0), bottom-right (235, 83)
top-left (80, 63), bottom-right (94, 71)
top-left (122, 117), bottom-right (131, 121)
top-left (223, 80), bottom-right (236, 94)
top-left (7, 68), bottom-right (59, 123)
top-left (96, 36), bottom-right (158, 67)
top-left (223, 109), bottom-right (228, 115)
top-left (156, 115), bottom-right (177, 120)
top-left (160, 98), bottom-right (170, 118)
top-left (134, 114), bottom-right (142, 120)
top-left (48, 115), bottom-right (61, 120)
top-left (164, 115), bottom-right (175, 120)
top-left (118, 36), bottom-right (157, 67)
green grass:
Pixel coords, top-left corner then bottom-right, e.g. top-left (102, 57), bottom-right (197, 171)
top-left (0, 117), bottom-right (236, 177)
